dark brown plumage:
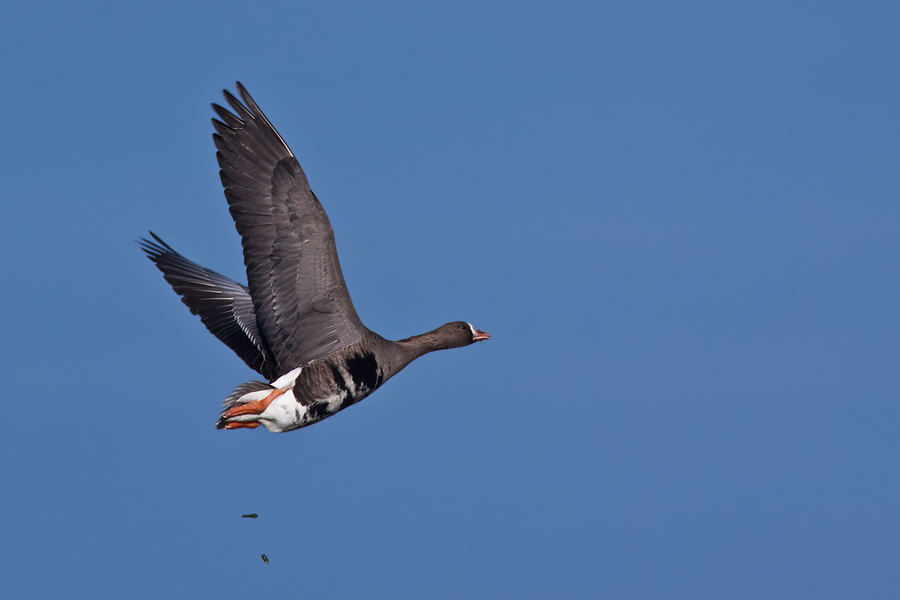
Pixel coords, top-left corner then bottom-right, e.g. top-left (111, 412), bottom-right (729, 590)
top-left (142, 83), bottom-right (489, 432)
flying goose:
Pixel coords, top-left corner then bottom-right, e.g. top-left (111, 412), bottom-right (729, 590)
top-left (141, 83), bottom-right (489, 433)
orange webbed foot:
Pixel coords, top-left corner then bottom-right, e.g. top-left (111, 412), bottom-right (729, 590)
top-left (223, 421), bottom-right (262, 430)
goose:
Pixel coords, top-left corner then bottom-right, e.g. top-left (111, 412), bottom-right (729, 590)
top-left (141, 83), bottom-right (489, 433)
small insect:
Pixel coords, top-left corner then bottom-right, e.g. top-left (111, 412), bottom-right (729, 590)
top-left (242, 514), bottom-right (258, 518)
top-left (261, 554), bottom-right (269, 564)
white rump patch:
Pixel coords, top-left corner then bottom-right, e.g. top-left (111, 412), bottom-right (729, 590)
top-left (271, 366), bottom-right (303, 389)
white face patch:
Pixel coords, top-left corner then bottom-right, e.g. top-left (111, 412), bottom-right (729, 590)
top-left (467, 322), bottom-right (478, 338)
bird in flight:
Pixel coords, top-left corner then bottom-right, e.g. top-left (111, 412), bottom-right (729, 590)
top-left (141, 83), bottom-right (489, 432)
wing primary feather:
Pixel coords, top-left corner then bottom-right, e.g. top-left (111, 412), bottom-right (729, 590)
top-left (139, 233), bottom-right (279, 381)
top-left (211, 103), bottom-right (243, 127)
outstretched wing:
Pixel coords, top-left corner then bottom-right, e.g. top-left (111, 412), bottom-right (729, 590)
top-left (211, 83), bottom-right (366, 374)
top-left (140, 233), bottom-right (279, 381)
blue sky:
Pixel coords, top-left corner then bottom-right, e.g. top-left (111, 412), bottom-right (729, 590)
top-left (2, 1), bottom-right (899, 597)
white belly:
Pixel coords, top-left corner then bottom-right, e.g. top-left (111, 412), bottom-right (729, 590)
top-left (257, 388), bottom-right (308, 433)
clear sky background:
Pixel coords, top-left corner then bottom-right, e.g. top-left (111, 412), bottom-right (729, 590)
top-left (2, 1), bottom-right (899, 598)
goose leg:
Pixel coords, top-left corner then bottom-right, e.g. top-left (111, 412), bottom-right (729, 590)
top-left (221, 387), bottom-right (287, 420)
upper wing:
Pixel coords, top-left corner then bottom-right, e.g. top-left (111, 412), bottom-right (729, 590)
top-left (139, 233), bottom-right (279, 381)
top-left (211, 82), bottom-right (366, 374)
